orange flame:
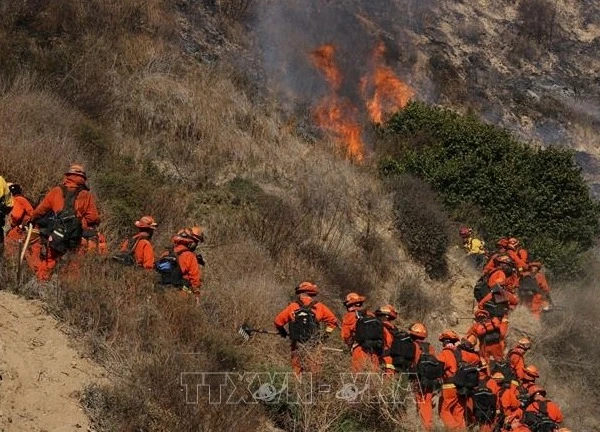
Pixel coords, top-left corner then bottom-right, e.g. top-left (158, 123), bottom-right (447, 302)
top-left (362, 41), bottom-right (415, 124)
top-left (311, 44), bottom-right (365, 161)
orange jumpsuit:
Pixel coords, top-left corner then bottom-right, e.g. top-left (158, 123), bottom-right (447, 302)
top-left (524, 398), bottom-right (563, 424)
top-left (498, 381), bottom-right (522, 418)
top-left (412, 340), bottom-right (437, 431)
top-left (487, 269), bottom-right (520, 293)
top-left (341, 309), bottom-right (380, 373)
top-left (467, 316), bottom-right (506, 362)
top-left (5, 195), bottom-right (34, 255)
top-left (30, 175), bottom-right (100, 280)
top-left (520, 271), bottom-right (551, 318)
top-left (174, 244), bottom-right (202, 295)
top-left (120, 233), bottom-right (155, 269)
top-left (507, 249), bottom-right (528, 272)
top-left (478, 288), bottom-right (518, 338)
top-left (438, 346), bottom-right (466, 430)
top-left (478, 378), bottom-right (502, 432)
top-left (459, 347), bottom-right (482, 428)
top-left (381, 321), bottom-right (396, 374)
top-left (508, 348), bottom-right (527, 382)
top-left (274, 296), bottom-right (338, 375)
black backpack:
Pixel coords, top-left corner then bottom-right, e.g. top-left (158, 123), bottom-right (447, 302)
top-left (522, 401), bottom-right (559, 432)
top-left (473, 274), bottom-right (491, 302)
top-left (155, 248), bottom-right (186, 287)
top-left (481, 320), bottom-right (502, 345)
top-left (288, 300), bottom-right (320, 343)
top-left (389, 329), bottom-right (416, 371)
top-left (483, 291), bottom-right (510, 318)
top-left (519, 275), bottom-right (540, 299)
top-left (354, 312), bottom-right (384, 354)
top-left (415, 342), bottom-right (444, 392)
top-left (40, 185), bottom-right (84, 253)
top-left (472, 385), bottom-right (497, 423)
top-left (112, 235), bottom-right (142, 266)
top-left (452, 348), bottom-right (480, 396)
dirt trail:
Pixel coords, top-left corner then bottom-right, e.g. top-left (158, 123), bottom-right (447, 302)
top-left (0, 291), bottom-right (104, 432)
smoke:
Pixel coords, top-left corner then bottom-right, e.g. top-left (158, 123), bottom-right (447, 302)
top-left (251, 0), bottom-right (434, 114)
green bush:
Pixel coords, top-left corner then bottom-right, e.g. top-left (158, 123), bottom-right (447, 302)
top-left (388, 174), bottom-right (451, 279)
top-left (379, 102), bottom-right (600, 279)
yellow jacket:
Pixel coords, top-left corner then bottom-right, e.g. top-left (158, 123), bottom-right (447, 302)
top-left (0, 176), bottom-right (13, 211)
top-left (463, 237), bottom-right (485, 255)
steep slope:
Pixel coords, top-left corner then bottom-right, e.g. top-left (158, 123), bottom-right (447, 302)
top-left (0, 291), bottom-right (105, 431)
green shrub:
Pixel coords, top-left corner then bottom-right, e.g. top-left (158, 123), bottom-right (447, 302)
top-left (379, 102), bottom-right (600, 279)
top-left (388, 174), bottom-right (451, 279)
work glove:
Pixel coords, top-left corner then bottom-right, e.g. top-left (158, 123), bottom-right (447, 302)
top-left (276, 326), bottom-right (288, 339)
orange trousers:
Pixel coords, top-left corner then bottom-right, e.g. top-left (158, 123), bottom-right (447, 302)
top-left (291, 344), bottom-right (323, 376)
top-left (350, 346), bottom-right (380, 373)
top-left (439, 386), bottom-right (466, 430)
top-left (413, 386), bottom-right (434, 430)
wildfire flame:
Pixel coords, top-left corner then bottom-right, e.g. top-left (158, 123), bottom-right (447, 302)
top-left (310, 41), bottom-right (414, 162)
top-left (310, 44), bottom-right (365, 162)
top-left (362, 41), bottom-right (415, 124)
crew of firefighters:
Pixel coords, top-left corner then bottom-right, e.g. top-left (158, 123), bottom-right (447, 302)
top-left (0, 168), bottom-right (570, 431)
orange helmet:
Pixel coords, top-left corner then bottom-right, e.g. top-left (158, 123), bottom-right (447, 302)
top-left (523, 364), bottom-right (539, 379)
top-left (491, 372), bottom-right (505, 381)
top-left (475, 309), bottom-right (490, 319)
top-left (507, 237), bottom-right (520, 249)
top-left (494, 254), bottom-right (514, 266)
top-left (65, 163), bottom-right (87, 179)
top-left (517, 337), bottom-right (532, 350)
top-left (466, 334), bottom-right (478, 346)
top-left (296, 281), bottom-right (319, 295)
top-left (496, 238), bottom-right (509, 249)
top-left (172, 226), bottom-right (204, 246)
top-left (439, 329), bottom-right (460, 342)
top-left (409, 322), bottom-right (428, 339)
top-left (375, 304), bottom-right (398, 320)
top-left (459, 227), bottom-right (472, 237)
top-left (528, 385), bottom-right (546, 397)
top-left (558, 428), bottom-right (572, 432)
top-left (135, 215), bottom-right (158, 230)
top-left (343, 292), bottom-right (366, 307)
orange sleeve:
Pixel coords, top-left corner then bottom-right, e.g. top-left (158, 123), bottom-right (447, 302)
top-left (487, 270), bottom-right (505, 288)
top-left (509, 351), bottom-right (525, 380)
top-left (518, 249), bottom-right (529, 263)
top-left (135, 239), bottom-right (155, 270)
top-left (179, 251), bottom-right (201, 292)
top-left (477, 293), bottom-right (493, 310)
top-left (483, 254), bottom-right (498, 274)
top-left (548, 402), bottom-right (564, 423)
top-left (274, 303), bottom-right (296, 328)
top-left (500, 386), bottom-right (521, 413)
top-left (341, 312), bottom-right (357, 346)
top-left (9, 199), bottom-right (26, 227)
top-left (76, 191), bottom-right (100, 229)
top-left (32, 187), bottom-right (60, 220)
top-left (535, 273), bottom-right (551, 293)
top-left (508, 250), bottom-right (527, 271)
top-left (315, 303), bottom-right (338, 331)
top-left (507, 291), bottom-right (519, 306)
top-left (437, 348), bottom-right (457, 379)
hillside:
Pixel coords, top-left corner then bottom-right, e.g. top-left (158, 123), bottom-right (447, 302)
top-left (0, 0), bottom-right (599, 431)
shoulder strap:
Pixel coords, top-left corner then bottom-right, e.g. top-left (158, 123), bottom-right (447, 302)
top-left (59, 185), bottom-right (83, 213)
top-left (296, 299), bottom-right (317, 309)
top-left (453, 347), bottom-right (463, 365)
top-left (537, 400), bottom-right (548, 416)
top-left (127, 234), bottom-right (144, 254)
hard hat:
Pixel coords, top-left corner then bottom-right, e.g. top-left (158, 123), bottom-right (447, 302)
top-left (439, 329), bottom-right (460, 342)
top-left (528, 385), bottom-right (546, 397)
top-left (475, 309), bottom-right (490, 319)
top-left (65, 163), bottom-right (87, 179)
top-left (135, 215), bottom-right (158, 230)
top-left (459, 227), bottom-right (472, 237)
top-left (496, 238), bottom-right (509, 248)
top-left (8, 183), bottom-right (22, 196)
top-left (558, 428), bottom-right (572, 432)
top-left (343, 292), bottom-right (366, 306)
top-left (517, 337), bottom-right (532, 350)
top-left (494, 254), bottom-right (514, 266)
top-left (172, 226), bottom-right (203, 246)
top-left (466, 334), bottom-right (478, 346)
top-left (295, 281), bottom-right (319, 295)
top-left (491, 372), bottom-right (505, 381)
top-left (375, 304), bottom-right (398, 320)
top-left (409, 322), bottom-right (428, 339)
top-left (523, 364), bottom-right (540, 379)
top-left (508, 237), bottom-right (520, 248)
top-left (529, 261), bottom-right (543, 270)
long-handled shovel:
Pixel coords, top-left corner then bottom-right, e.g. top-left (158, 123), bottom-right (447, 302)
top-left (237, 323), bottom-right (343, 352)
top-left (17, 224), bottom-right (33, 286)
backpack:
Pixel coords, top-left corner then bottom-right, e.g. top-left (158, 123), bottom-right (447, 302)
top-left (519, 275), bottom-right (540, 299)
top-left (39, 185), bottom-right (84, 253)
top-left (517, 385), bottom-right (530, 407)
top-left (415, 342), bottom-right (444, 392)
top-left (481, 320), bottom-right (502, 345)
top-left (473, 274), bottom-right (491, 302)
top-left (112, 235), bottom-right (143, 266)
top-left (452, 348), bottom-right (479, 396)
top-left (472, 386), bottom-right (497, 423)
top-left (483, 291), bottom-right (510, 318)
top-left (522, 401), bottom-right (559, 432)
top-left (288, 300), bottom-right (319, 343)
top-left (389, 329), bottom-right (416, 371)
top-left (354, 312), bottom-right (384, 354)
top-left (155, 248), bottom-right (186, 287)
